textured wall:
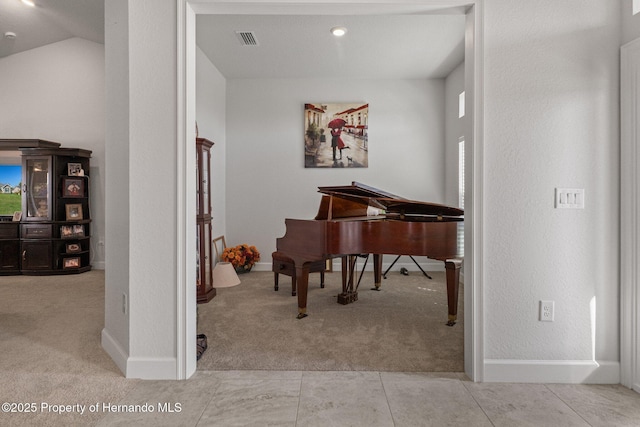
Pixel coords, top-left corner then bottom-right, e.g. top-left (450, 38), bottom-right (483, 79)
top-left (225, 78), bottom-right (448, 266)
top-left (483, 0), bottom-right (620, 364)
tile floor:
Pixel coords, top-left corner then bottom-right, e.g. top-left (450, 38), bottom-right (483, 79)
top-left (96, 370), bottom-right (640, 426)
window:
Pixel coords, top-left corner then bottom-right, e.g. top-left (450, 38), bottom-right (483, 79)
top-left (459, 91), bottom-right (465, 118)
top-left (634, 0), bottom-right (640, 15)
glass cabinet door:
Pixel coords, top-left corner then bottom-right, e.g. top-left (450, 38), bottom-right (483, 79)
top-left (23, 157), bottom-right (52, 221)
top-left (196, 221), bottom-right (213, 298)
top-left (201, 149), bottom-right (210, 216)
top-left (203, 223), bottom-right (212, 288)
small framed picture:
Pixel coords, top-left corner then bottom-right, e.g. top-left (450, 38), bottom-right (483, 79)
top-left (63, 257), bottom-right (80, 269)
top-left (65, 204), bottom-right (83, 221)
top-left (62, 177), bottom-right (84, 197)
top-left (213, 235), bottom-right (227, 262)
top-left (60, 225), bottom-right (74, 238)
top-left (66, 243), bottom-right (81, 253)
top-left (12, 211), bottom-right (22, 222)
top-left (67, 163), bottom-right (83, 176)
top-left (72, 224), bottom-right (85, 237)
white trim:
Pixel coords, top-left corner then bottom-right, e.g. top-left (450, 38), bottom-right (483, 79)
top-left (126, 357), bottom-right (180, 380)
top-left (103, 319), bottom-right (182, 380)
top-left (484, 360), bottom-right (620, 384)
top-left (465, 1), bottom-right (484, 382)
top-left (92, 261), bottom-right (105, 270)
top-left (176, 0), bottom-right (198, 380)
top-left (621, 37), bottom-right (640, 393)
top-left (101, 328), bottom-right (128, 376)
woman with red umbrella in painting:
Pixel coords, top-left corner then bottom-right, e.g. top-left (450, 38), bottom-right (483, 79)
top-left (328, 118), bottom-right (348, 160)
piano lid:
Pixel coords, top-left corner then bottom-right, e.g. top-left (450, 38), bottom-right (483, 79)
top-left (317, 182), bottom-right (463, 218)
top-left (317, 182), bottom-right (404, 200)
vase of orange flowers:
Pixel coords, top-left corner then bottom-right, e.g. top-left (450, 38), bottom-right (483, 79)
top-left (221, 244), bottom-right (260, 273)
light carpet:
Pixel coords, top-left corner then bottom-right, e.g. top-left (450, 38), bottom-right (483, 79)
top-left (0, 270), bottom-right (138, 427)
top-left (197, 269), bottom-right (464, 372)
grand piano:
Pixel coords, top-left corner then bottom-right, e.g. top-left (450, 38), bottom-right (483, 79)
top-left (276, 182), bottom-right (464, 325)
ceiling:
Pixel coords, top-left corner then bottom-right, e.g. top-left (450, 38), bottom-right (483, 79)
top-left (196, 14), bottom-right (465, 79)
top-left (0, 0), bottom-right (104, 59)
top-left (0, 0), bottom-right (465, 80)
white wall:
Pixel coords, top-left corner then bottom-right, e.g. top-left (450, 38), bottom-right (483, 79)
top-left (196, 47), bottom-right (226, 240)
top-left (482, 0), bottom-right (621, 381)
top-left (0, 37), bottom-right (106, 268)
top-left (225, 78), bottom-right (446, 268)
top-left (103, 0), bottom-right (130, 373)
top-left (103, 0), bottom-right (189, 379)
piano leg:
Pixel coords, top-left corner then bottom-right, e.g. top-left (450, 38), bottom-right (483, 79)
top-left (444, 259), bottom-right (463, 326)
top-left (372, 254), bottom-right (383, 290)
top-left (296, 264), bottom-right (310, 319)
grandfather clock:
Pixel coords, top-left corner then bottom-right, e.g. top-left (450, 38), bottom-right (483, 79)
top-left (196, 137), bottom-right (216, 303)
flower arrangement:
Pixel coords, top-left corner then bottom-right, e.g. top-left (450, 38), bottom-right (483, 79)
top-left (221, 244), bottom-right (260, 272)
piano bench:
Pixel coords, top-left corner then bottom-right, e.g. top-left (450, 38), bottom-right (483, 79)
top-left (272, 252), bottom-right (325, 296)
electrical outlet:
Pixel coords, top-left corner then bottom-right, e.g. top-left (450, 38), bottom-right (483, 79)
top-left (539, 300), bottom-right (554, 322)
top-left (122, 293), bottom-right (128, 314)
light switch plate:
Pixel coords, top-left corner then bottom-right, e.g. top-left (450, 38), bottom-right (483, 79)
top-left (555, 188), bottom-right (584, 209)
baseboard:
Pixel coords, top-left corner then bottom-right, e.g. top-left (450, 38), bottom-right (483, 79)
top-left (101, 328), bottom-right (128, 376)
top-left (483, 359), bottom-right (620, 384)
top-left (125, 357), bottom-right (179, 380)
top-left (102, 328), bottom-right (179, 379)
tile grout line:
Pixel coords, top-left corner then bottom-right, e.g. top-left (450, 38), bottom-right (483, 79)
top-left (460, 380), bottom-right (497, 427)
top-left (378, 372), bottom-right (397, 426)
top-left (543, 384), bottom-right (594, 427)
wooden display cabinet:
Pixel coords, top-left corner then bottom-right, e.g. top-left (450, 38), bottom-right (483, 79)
top-left (196, 138), bottom-right (216, 303)
top-left (20, 147), bottom-right (92, 274)
top-left (0, 222), bottom-right (20, 273)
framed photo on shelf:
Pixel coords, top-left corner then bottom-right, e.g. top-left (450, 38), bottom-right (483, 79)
top-left (62, 177), bottom-right (84, 197)
top-left (72, 224), bottom-right (84, 237)
top-left (63, 257), bottom-right (80, 269)
top-left (66, 243), bottom-right (81, 253)
top-left (12, 211), bottom-right (22, 222)
top-left (60, 224), bottom-right (84, 238)
top-left (65, 204), bottom-right (83, 221)
top-left (60, 225), bottom-right (74, 238)
top-left (67, 163), bottom-right (83, 176)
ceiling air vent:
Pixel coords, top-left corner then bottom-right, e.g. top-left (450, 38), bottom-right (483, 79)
top-left (235, 31), bottom-right (259, 46)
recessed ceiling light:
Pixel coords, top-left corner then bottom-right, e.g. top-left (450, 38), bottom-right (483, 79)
top-left (21, 0), bottom-right (35, 7)
top-left (330, 27), bottom-right (347, 37)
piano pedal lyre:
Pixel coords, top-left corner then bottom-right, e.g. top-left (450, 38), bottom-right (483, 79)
top-left (337, 292), bottom-right (358, 305)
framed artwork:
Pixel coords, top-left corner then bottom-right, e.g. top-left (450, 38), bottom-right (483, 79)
top-left (213, 235), bottom-right (227, 263)
top-left (63, 257), bottom-right (80, 269)
top-left (304, 102), bottom-right (369, 168)
top-left (62, 177), bottom-right (84, 197)
top-left (12, 211), bottom-right (22, 222)
top-left (65, 204), bottom-right (83, 221)
top-left (67, 163), bottom-right (83, 176)
top-left (66, 243), bottom-right (81, 253)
